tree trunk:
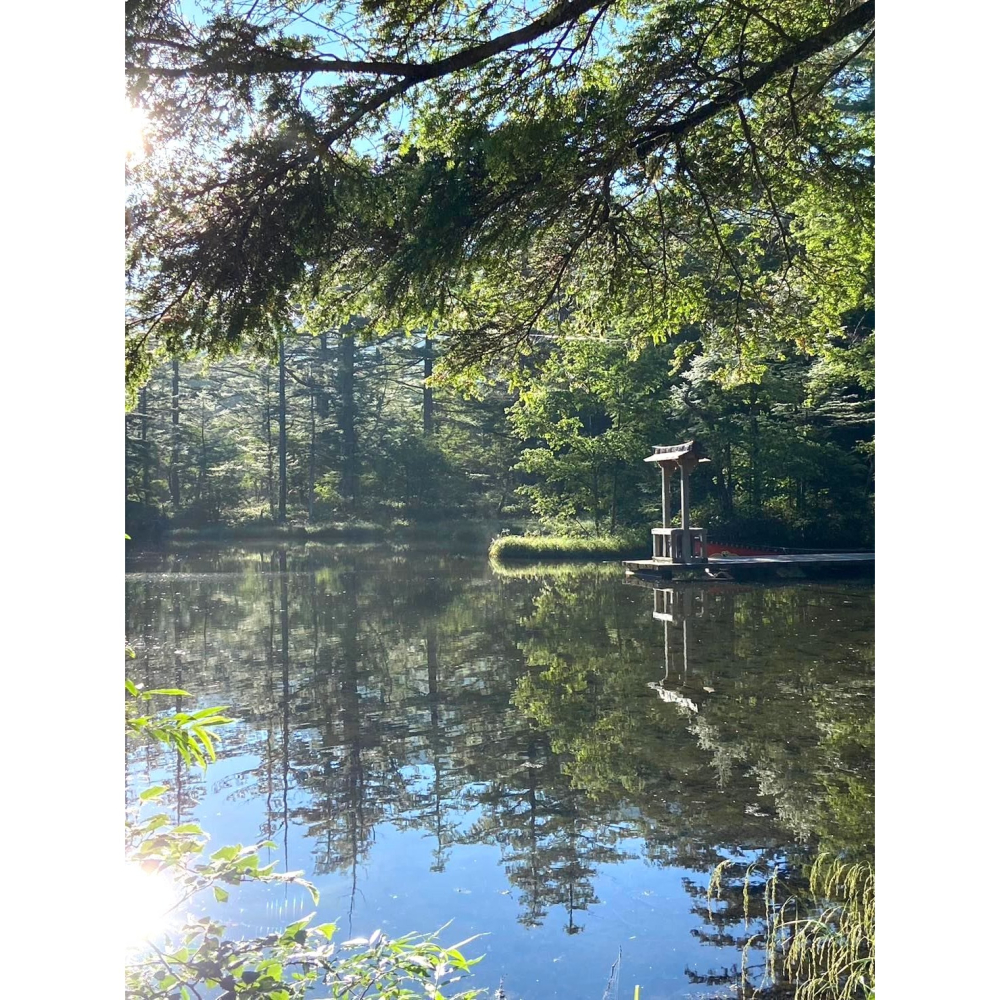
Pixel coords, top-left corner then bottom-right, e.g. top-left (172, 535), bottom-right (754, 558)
top-left (339, 328), bottom-right (358, 509)
top-left (169, 360), bottom-right (181, 509)
top-left (422, 334), bottom-right (434, 436)
top-left (315, 332), bottom-right (334, 504)
top-left (196, 400), bottom-right (208, 506)
top-left (709, 441), bottom-right (733, 517)
top-left (278, 339), bottom-right (287, 523)
top-left (610, 460), bottom-right (618, 533)
top-left (264, 368), bottom-right (275, 519)
top-left (316, 333), bottom-right (330, 420)
top-left (140, 385), bottom-right (151, 504)
top-left (308, 373), bottom-right (316, 522)
top-left (591, 469), bottom-right (602, 533)
top-left (722, 441), bottom-right (734, 515)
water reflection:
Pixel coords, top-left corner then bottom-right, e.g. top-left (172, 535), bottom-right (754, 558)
top-left (126, 544), bottom-right (873, 998)
top-left (646, 585), bottom-right (705, 712)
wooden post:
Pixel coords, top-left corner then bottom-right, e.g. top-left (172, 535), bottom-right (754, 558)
top-left (664, 616), bottom-right (669, 680)
top-left (682, 618), bottom-right (689, 680)
top-left (679, 461), bottom-right (692, 561)
top-left (660, 463), bottom-right (671, 528)
top-left (679, 461), bottom-right (690, 529)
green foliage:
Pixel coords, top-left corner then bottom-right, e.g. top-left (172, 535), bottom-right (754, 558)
top-left (127, 2), bottom-right (875, 383)
top-left (125, 333), bottom-right (524, 535)
top-left (504, 334), bottom-right (872, 546)
top-left (127, 324), bottom-right (872, 549)
top-left (126, 1), bottom-right (874, 552)
top-left (508, 338), bottom-right (681, 532)
top-left (125, 677), bottom-right (483, 1000)
top-left (126, 677), bottom-right (232, 768)
top-left (125, 800), bottom-right (479, 1000)
top-left (125, 887), bottom-right (482, 1000)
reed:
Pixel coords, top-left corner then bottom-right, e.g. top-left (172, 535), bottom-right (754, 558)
top-left (709, 854), bottom-right (874, 1000)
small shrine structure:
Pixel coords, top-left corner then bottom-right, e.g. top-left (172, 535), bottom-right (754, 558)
top-left (643, 440), bottom-right (710, 564)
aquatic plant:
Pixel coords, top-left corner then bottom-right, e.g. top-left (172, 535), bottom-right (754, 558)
top-left (709, 854), bottom-right (874, 1000)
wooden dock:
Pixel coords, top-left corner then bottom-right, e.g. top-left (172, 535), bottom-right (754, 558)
top-left (622, 552), bottom-right (874, 581)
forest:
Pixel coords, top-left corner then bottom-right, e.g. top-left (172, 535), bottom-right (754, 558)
top-left (125, 326), bottom-right (872, 547)
top-left (126, 0), bottom-right (874, 551)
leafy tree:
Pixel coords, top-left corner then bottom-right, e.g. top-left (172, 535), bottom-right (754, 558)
top-left (672, 348), bottom-right (873, 544)
top-left (125, 331), bottom-right (526, 533)
top-left (126, 0), bottom-right (875, 384)
top-left (508, 337), bottom-right (679, 531)
top-left (500, 331), bottom-right (872, 543)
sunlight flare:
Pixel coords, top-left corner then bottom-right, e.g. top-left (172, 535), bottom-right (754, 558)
top-left (124, 862), bottom-right (179, 948)
top-left (125, 102), bottom-right (148, 162)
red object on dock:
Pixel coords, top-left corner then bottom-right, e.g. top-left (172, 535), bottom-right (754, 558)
top-left (707, 543), bottom-right (781, 557)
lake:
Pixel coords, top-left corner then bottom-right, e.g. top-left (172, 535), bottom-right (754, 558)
top-left (125, 542), bottom-right (874, 1000)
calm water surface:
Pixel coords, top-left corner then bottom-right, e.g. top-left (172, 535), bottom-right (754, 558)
top-left (125, 543), bottom-right (874, 1000)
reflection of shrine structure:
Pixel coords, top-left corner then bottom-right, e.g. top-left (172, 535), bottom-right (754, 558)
top-left (647, 586), bottom-right (708, 713)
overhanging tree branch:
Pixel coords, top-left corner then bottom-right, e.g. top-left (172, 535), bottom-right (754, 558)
top-left (128, 0), bottom-right (608, 83)
top-left (126, 51), bottom-right (426, 79)
top-left (633, 0), bottom-right (875, 159)
top-left (126, 1), bottom-right (875, 383)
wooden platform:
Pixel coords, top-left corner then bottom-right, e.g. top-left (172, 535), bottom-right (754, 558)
top-left (622, 552), bottom-right (874, 581)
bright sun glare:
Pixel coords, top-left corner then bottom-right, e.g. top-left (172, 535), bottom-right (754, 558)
top-left (125, 102), bottom-right (149, 162)
top-left (124, 863), bottom-right (179, 948)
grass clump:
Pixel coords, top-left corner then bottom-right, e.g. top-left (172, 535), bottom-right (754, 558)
top-left (488, 532), bottom-right (647, 562)
top-left (709, 854), bottom-right (874, 1000)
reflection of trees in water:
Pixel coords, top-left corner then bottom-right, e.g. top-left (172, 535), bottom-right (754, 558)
top-left (126, 549), bottom-right (873, 955)
top-left (458, 732), bottom-right (631, 932)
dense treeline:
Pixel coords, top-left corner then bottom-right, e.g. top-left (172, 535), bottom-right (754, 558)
top-left (126, 329), bottom-right (872, 547)
top-left (126, 329), bottom-right (518, 531)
